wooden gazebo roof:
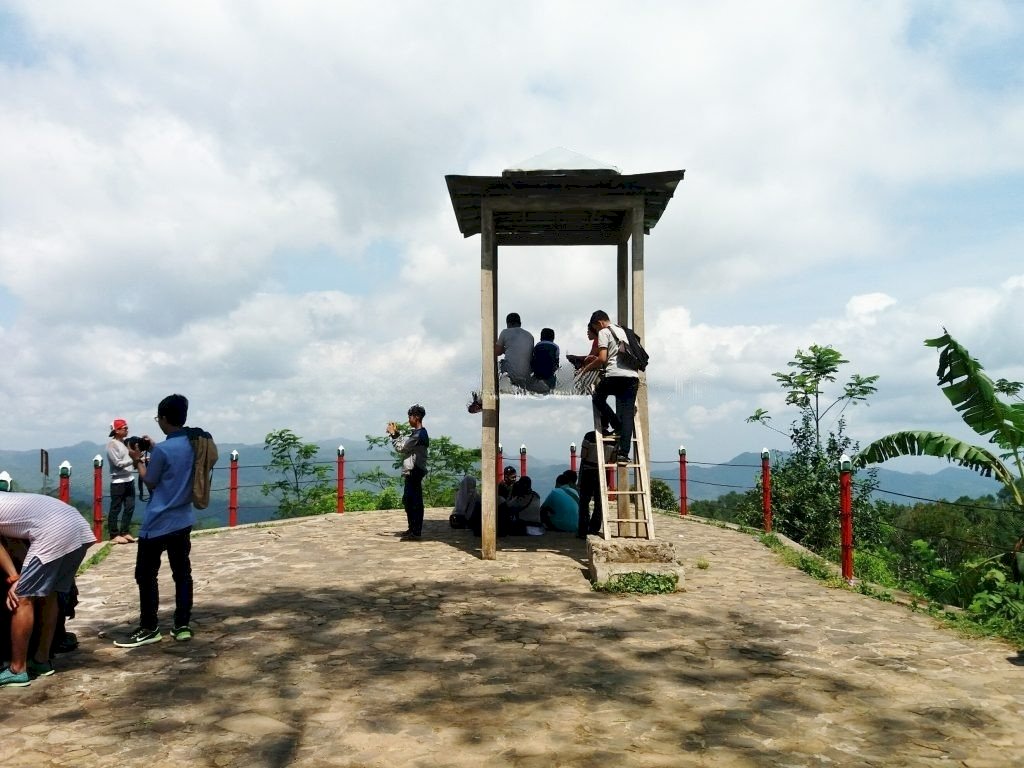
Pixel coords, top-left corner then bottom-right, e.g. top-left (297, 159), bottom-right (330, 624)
top-left (445, 167), bottom-right (686, 246)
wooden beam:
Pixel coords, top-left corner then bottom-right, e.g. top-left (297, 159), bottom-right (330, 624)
top-left (632, 202), bottom-right (651, 538)
top-left (480, 203), bottom-right (498, 560)
top-left (484, 194), bottom-right (645, 213)
top-left (496, 232), bottom-right (622, 247)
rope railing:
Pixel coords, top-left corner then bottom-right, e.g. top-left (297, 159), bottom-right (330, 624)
top-left (8, 442), bottom-right (1019, 577)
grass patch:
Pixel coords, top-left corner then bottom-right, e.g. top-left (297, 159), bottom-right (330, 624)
top-left (759, 533), bottom-right (846, 588)
top-left (77, 543), bottom-right (113, 575)
top-left (695, 557), bottom-right (710, 570)
top-left (593, 572), bottom-right (678, 594)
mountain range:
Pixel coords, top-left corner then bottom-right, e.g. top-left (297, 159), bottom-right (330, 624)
top-left (0, 441), bottom-right (1004, 528)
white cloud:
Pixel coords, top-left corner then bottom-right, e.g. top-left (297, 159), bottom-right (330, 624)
top-left (0, 0), bottom-right (1022, 481)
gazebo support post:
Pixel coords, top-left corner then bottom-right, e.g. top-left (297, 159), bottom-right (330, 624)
top-left (631, 202), bottom-right (649, 538)
top-left (480, 203), bottom-right (498, 560)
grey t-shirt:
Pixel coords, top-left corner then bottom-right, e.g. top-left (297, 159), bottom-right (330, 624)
top-left (497, 326), bottom-right (535, 380)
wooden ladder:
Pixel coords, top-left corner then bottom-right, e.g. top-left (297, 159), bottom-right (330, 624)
top-left (594, 410), bottom-right (655, 540)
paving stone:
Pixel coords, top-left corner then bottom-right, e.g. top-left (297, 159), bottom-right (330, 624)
top-left (3, 510), bottom-right (1023, 766)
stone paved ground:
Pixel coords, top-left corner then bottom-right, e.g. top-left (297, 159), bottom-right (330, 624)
top-left (3, 509), bottom-right (1024, 767)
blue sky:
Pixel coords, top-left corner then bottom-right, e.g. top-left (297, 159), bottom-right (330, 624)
top-left (0, 0), bottom-right (1022, 480)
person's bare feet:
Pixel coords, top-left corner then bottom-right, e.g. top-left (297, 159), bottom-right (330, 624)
top-left (121, 533), bottom-right (136, 543)
top-left (112, 535), bottom-right (129, 544)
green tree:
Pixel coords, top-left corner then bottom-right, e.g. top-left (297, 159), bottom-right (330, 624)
top-left (650, 477), bottom-right (676, 511)
top-left (854, 330), bottom-right (1024, 515)
top-left (748, 344), bottom-right (878, 448)
top-left (261, 429), bottom-right (335, 519)
top-left (363, 425), bottom-right (481, 508)
top-left (746, 346), bottom-right (882, 551)
top-left (689, 491), bottom-right (749, 524)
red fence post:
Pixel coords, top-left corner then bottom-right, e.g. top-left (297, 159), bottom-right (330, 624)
top-left (92, 455), bottom-right (104, 541)
top-left (228, 450), bottom-right (239, 527)
top-left (519, 444), bottom-right (527, 477)
top-left (59, 461), bottom-right (72, 504)
top-left (337, 446), bottom-right (346, 515)
top-left (496, 444), bottom-right (503, 485)
top-left (678, 446), bottom-right (688, 517)
top-left (839, 454), bottom-right (854, 581)
top-left (569, 442), bottom-right (577, 472)
top-left (761, 448), bottom-right (772, 533)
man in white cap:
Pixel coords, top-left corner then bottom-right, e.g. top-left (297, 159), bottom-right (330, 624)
top-left (106, 418), bottom-right (136, 544)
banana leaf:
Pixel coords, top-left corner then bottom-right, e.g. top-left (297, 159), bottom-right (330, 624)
top-left (854, 430), bottom-right (1018, 491)
top-left (926, 331), bottom-right (1024, 451)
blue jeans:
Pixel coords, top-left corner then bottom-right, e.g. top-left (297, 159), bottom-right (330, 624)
top-left (592, 376), bottom-right (640, 459)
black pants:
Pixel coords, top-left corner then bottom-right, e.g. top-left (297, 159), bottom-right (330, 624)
top-left (577, 465), bottom-right (603, 537)
top-left (592, 376), bottom-right (640, 459)
top-left (135, 527), bottom-right (193, 630)
top-left (403, 467), bottom-right (426, 536)
top-left (108, 482), bottom-right (136, 537)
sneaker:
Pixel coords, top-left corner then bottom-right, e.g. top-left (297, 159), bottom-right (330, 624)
top-left (172, 626), bottom-right (193, 642)
top-left (399, 533), bottom-right (422, 542)
top-left (54, 633), bottom-right (79, 654)
top-left (27, 659), bottom-right (55, 677)
top-left (113, 626), bottom-right (162, 648)
top-left (394, 529), bottom-right (412, 537)
top-left (0, 667), bottom-right (30, 688)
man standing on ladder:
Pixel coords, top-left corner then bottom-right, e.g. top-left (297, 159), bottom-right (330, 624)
top-left (577, 310), bottom-right (640, 465)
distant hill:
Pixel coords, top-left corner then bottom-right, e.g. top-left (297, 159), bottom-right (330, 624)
top-left (667, 451), bottom-right (1003, 504)
top-left (0, 444), bottom-right (1005, 528)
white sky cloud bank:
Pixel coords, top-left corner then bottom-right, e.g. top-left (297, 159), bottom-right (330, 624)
top-left (1, 1), bottom-right (1022, 478)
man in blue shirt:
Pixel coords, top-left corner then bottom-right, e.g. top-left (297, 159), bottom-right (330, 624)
top-left (115, 393), bottom-right (196, 648)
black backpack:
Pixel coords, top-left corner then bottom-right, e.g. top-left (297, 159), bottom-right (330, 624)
top-left (611, 326), bottom-right (650, 372)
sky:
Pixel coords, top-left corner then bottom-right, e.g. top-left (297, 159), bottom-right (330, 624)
top-left (1, 0), bottom-right (1022, 474)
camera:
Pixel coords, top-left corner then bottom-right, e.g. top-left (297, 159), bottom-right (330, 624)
top-left (126, 436), bottom-right (153, 452)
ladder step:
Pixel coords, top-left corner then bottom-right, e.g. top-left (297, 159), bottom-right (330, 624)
top-left (604, 517), bottom-right (652, 524)
top-left (607, 489), bottom-right (645, 496)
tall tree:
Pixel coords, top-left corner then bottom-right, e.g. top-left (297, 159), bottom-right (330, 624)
top-left (261, 429), bottom-right (335, 518)
top-left (746, 345), bottom-right (882, 550)
top-left (749, 344), bottom-right (878, 448)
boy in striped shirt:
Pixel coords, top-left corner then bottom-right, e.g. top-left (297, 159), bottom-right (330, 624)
top-left (0, 493), bottom-right (96, 687)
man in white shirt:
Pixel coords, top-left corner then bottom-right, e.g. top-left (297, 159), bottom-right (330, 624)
top-left (577, 310), bottom-right (641, 465)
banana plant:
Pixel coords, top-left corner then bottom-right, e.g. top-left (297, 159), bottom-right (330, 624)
top-left (854, 330), bottom-right (1024, 512)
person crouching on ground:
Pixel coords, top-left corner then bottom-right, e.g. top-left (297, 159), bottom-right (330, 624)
top-left (114, 393), bottom-right (196, 648)
top-left (388, 404), bottom-right (429, 541)
top-left (0, 493), bottom-right (95, 687)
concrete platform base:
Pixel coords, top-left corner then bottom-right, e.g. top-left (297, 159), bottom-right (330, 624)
top-left (587, 536), bottom-right (686, 590)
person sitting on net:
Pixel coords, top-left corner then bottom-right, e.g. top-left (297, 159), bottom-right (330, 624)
top-left (530, 328), bottom-right (560, 392)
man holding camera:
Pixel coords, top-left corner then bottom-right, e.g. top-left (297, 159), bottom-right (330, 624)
top-left (387, 405), bottom-right (429, 542)
top-left (106, 418), bottom-right (137, 544)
